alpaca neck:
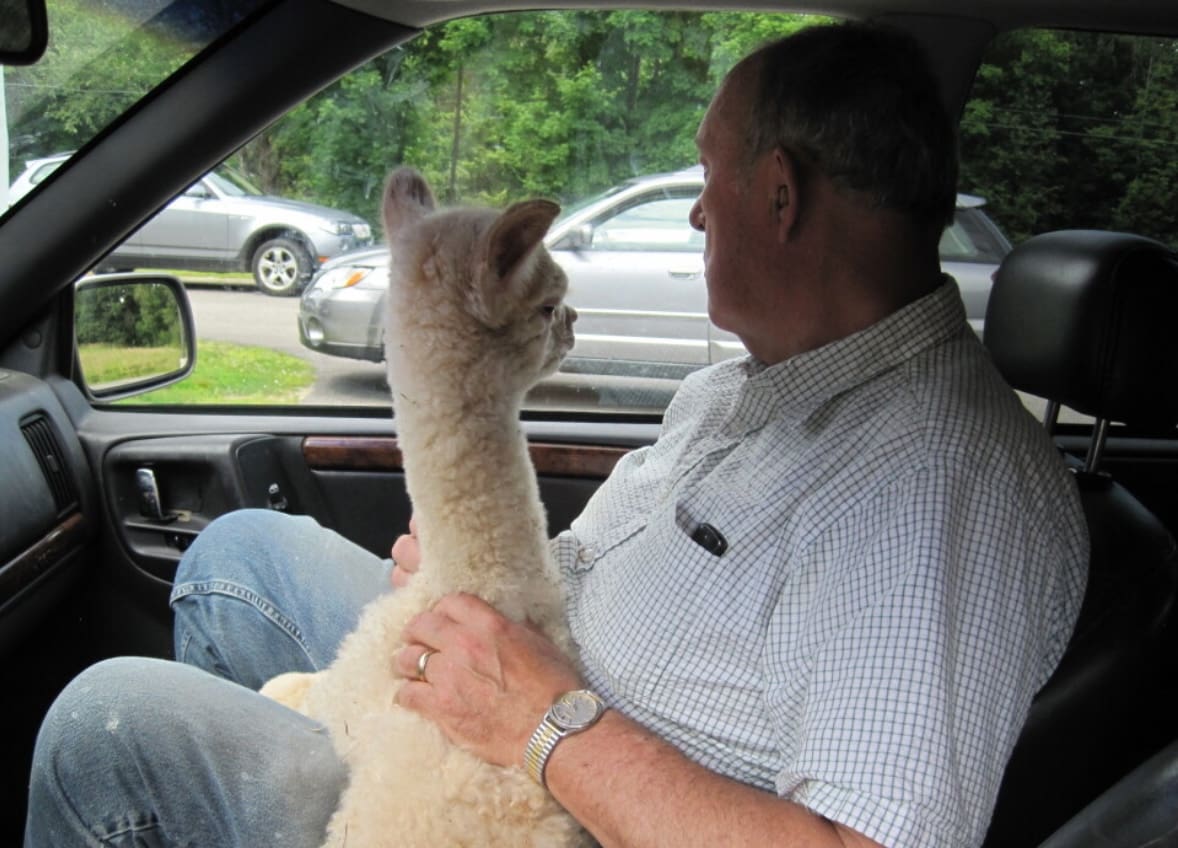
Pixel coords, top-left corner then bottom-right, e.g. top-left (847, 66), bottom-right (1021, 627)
top-left (395, 388), bottom-right (549, 606)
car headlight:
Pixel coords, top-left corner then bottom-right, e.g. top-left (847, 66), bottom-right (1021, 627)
top-left (313, 266), bottom-right (374, 290)
top-left (322, 220), bottom-right (369, 237)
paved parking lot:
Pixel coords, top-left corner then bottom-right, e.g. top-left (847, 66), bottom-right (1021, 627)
top-left (184, 286), bottom-right (678, 412)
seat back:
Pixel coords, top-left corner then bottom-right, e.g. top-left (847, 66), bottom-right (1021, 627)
top-left (1038, 737), bottom-right (1178, 848)
top-left (980, 230), bottom-right (1178, 847)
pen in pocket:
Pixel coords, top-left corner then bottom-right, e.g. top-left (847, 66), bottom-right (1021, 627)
top-left (690, 522), bottom-right (728, 556)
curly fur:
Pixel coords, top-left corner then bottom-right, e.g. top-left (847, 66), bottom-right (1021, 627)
top-left (260, 166), bottom-right (588, 847)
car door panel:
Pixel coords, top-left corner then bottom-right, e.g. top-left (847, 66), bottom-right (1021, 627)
top-left (0, 371), bottom-right (95, 650)
top-left (302, 436), bottom-right (631, 556)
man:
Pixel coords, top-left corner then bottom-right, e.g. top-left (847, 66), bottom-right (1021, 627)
top-left (26, 21), bottom-right (1087, 848)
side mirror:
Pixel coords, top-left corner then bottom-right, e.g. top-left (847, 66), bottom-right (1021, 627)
top-left (74, 274), bottom-right (197, 400)
top-left (0, 0), bottom-right (49, 65)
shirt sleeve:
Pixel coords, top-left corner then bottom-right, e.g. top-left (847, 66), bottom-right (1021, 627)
top-left (767, 456), bottom-right (1078, 848)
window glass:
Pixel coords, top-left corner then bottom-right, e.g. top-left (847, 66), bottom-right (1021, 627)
top-left (78, 10), bottom-right (826, 414)
top-left (591, 197), bottom-right (701, 252)
top-left (939, 208), bottom-right (1010, 264)
top-left (3, 0), bottom-right (264, 208)
top-left (959, 27), bottom-right (1178, 425)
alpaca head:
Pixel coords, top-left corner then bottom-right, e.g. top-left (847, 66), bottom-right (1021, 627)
top-left (381, 166), bottom-right (576, 403)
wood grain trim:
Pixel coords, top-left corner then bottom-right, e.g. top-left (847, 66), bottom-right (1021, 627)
top-left (0, 511), bottom-right (87, 602)
top-left (302, 436), bottom-right (629, 480)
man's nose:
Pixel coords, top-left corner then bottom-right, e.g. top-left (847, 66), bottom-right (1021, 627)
top-left (689, 198), bottom-right (705, 232)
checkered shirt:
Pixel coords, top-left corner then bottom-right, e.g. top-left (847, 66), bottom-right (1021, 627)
top-left (552, 281), bottom-right (1089, 847)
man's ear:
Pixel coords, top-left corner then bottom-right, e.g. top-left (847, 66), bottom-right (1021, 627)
top-left (770, 146), bottom-right (802, 242)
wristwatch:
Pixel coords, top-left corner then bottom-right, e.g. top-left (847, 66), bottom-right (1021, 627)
top-left (523, 689), bottom-right (607, 788)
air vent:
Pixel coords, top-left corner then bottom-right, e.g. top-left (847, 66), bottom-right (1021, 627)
top-left (21, 414), bottom-right (79, 516)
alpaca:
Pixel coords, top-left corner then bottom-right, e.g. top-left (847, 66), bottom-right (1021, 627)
top-left (260, 166), bottom-right (589, 847)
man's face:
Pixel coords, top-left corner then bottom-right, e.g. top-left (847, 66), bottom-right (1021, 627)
top-left (690, 71), bottom-right (780, 341)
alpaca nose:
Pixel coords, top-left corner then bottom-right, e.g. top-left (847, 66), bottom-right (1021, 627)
top-left (566, 306), bottom-right (578, 324)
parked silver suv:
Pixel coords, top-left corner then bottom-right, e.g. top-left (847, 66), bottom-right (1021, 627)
top-left (8, 154), bottom-right (373, 295)
top-left (299, 167), bottom-right (1011, 367)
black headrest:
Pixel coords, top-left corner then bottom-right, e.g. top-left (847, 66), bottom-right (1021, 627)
top-left (984, 230), bottom-right (1178, 429)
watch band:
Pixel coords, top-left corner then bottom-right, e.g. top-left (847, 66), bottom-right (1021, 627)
top-left (523, 716), bottom-right (565, 786)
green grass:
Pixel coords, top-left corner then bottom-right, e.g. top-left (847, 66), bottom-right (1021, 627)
top-left (170, 270), bottom-right (254, 287)
top-left (86, 340), bottom-right (316, 404)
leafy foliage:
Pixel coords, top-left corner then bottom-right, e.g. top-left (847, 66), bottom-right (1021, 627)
top-left (960, 30), bottom-right (1178, 245)
top-left (75, 281), bottom-right (182, 347)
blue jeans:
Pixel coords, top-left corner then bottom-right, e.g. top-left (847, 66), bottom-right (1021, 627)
top-left (24, 509), bottom-right (392, 847)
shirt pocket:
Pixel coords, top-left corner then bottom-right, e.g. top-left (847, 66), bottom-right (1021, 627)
top-left (571, 497), bottom-right (760, 705)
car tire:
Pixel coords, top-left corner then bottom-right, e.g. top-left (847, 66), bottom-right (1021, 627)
top-left (252, 236), bottom-right (313, 296)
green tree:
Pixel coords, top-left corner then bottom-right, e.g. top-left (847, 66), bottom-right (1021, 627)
top-left (76, 282), bottom-right (180, 348)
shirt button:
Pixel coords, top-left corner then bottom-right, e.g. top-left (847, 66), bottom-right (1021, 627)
top-left (577, 546), bottom-right (596, 564)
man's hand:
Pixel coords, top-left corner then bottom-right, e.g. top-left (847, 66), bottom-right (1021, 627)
top-left (390, 515), bottom-right (420, 588)
top-left (394, 593), bottom-right (583, 768)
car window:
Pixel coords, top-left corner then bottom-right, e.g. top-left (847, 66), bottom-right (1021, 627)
top-left (14, 8), bottom-right (1174, 422)
top-left (939, 208), bottom-right (1010, 263)
top-left (30, 162), bottom-right (62, 186)
top-left (32, 9), bottom-right (825, 414)
top-left (959, 27), bottom-right (1178, 424)
top-left (590, 196), bottom-right (703, 252)
top-left (2, 0), bottom-right (265, 208)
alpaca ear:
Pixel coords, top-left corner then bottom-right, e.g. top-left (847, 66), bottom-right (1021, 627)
top-left (382, 167), bottom-right (437, 241)
top-left (481, 199), bottom-right (561, 291)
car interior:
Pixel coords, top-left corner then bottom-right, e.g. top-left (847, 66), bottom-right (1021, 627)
top-left (1, 0), bottom-right (1177, 844)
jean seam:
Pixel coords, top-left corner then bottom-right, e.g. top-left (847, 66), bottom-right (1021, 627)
top-left (170, 579), bottom-right (313, 663)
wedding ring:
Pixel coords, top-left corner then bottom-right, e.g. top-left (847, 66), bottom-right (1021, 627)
top-left (416, 648), bottom-right (438, 683)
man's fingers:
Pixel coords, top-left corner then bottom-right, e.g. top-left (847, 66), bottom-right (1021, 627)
top-left (391, 533), bottom-right (421, 573)
top-left (389, 519), bottom-right (423, 589)
top-left (394, 642), bottom-right (440, 681)
top-left (390, 565), bottom-right (414, 589)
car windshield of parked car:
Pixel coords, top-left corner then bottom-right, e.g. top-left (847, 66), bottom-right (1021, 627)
top-left (5, 5), bottom-right (1176, 421)
top-left (205, 169), bottom-right (262, 198)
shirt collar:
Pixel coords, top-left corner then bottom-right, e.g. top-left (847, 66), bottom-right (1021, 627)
top-left (723, 278), bottom-right (968, 434)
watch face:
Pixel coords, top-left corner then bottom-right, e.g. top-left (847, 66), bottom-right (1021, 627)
top-left (550, 690), bottom-right (603, 729)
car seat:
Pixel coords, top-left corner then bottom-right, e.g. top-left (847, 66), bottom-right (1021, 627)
top-left (978, 230), bottom-right (1178, 847)
top-left (1037, 736), bottom-right (1178, 847)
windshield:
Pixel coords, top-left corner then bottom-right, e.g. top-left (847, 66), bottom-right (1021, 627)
top-left (2, 0), bottom-right (264, 207)
top-left (205, 168), bottom-right (261, 197)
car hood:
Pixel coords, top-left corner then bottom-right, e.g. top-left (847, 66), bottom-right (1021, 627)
top-left (317, 246), bottom-right (389, 271)
top-left (222, 193), bottom-right (367, 223)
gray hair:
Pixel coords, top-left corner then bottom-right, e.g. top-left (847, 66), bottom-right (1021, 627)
top-left (742, 22), bottom-right (958, 234)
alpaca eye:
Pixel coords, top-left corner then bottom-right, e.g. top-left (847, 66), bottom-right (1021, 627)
top-left (539, 303), bottom-right (558, 319)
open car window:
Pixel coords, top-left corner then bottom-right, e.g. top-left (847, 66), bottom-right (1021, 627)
top-left (34, 9), bottom-right (826, 414)
top-left (6, 7), bottom-right (1177, 421)
top-left (959, 26), bottom-right (1178, 426)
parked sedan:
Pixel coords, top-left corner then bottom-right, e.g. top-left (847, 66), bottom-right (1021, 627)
top-left (8, 154), bottom-right (373, 296)
top-left (299, 169), bottom-right (1011, 370)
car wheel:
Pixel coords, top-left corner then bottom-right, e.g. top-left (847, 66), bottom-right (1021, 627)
top-left (252, 237), bottom-right (313, 296)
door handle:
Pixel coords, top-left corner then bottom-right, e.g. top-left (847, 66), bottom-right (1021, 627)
top-left (668, 269), bottom-right (702, 280)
